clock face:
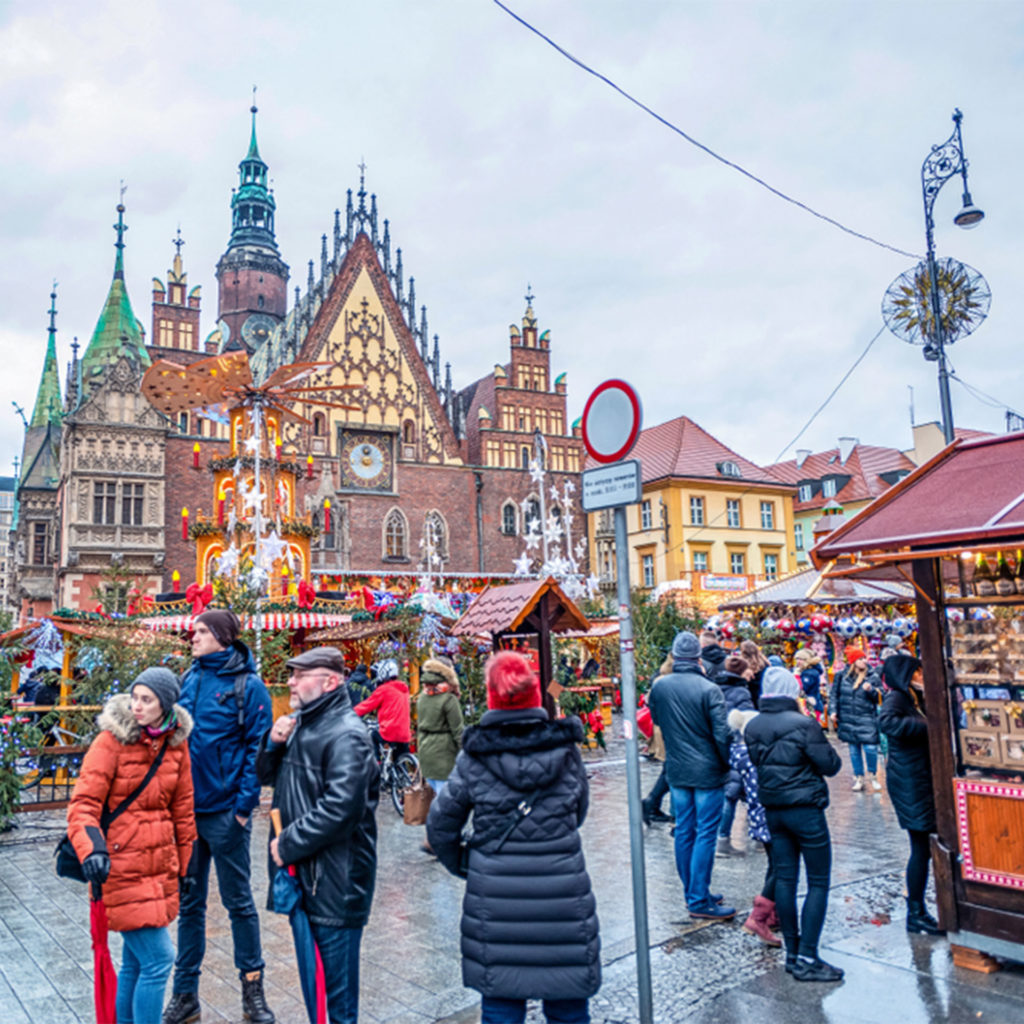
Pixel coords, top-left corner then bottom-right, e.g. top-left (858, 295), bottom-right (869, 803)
top-left (339, 432), bottom-right (393, 491)
top-left (241, 313), bottom-right (277, 349)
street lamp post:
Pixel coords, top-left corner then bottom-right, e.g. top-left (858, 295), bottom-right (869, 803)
top-left (920, 109), bottom-right (984, 444)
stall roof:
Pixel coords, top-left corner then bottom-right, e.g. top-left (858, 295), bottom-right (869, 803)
top-left (717, 566), bottom-right (912, 609)
top-left (450, 577), bottom-right (589, 637)
top-left (813, 433), bottom-right (1024, 571)
top-left (141, 612), bottom-right (351, 632)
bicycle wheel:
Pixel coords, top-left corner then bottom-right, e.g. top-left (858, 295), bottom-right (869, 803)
top-left (390, 753), bottom-right (420, 814)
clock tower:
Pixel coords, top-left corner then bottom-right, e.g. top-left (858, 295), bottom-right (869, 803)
top-left (215, 100), bottom-right (289, 352)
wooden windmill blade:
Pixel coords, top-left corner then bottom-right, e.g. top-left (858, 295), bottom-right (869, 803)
top-left (141, 351), bottom-right (253, 414)
top-left (262, 361), bottom-right (334, 390)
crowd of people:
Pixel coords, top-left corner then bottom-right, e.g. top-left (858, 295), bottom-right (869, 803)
top-left (63, 609), bottom-right (943, 1022)
top-left (643, 628), bottom-right (945, 983)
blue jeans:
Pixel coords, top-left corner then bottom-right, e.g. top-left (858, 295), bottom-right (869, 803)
top-left (310, 923), bottom-right (362, 1024)
top-left (670, 785), bottom-right (725, 910)
top-left (117, 926), bottom-right (174, 1024)
top-left (173, 810), bottom-right (264, 992)
top-left (481, 996), bottom-right (590, 1023)
top-left (848, 742), bottom-right (878, 776)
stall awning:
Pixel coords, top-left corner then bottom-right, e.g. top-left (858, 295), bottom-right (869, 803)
top-left (813, 433), bottom-right (1024, 570)
top-left (140, 612), bottom-right (352, 632)
top-left (717, 566), bottom-right (912, 609)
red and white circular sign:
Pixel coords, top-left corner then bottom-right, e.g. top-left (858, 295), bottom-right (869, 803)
top-left (581, 379), bottom-right (642, 464)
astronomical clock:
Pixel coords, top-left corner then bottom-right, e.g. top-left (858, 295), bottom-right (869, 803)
top-left (338, 429), bottom-right (395, 492)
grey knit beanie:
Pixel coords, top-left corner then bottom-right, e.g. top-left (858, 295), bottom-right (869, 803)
top-left (132, 666), bottom-right (181, 713)
top-left (671, 631), bottom-right (701, 662)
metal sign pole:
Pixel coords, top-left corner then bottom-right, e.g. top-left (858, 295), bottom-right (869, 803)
top-left (614, 503), bottom-right (653, 1023)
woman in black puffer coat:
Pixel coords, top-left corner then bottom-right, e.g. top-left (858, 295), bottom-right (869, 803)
top-left (879, 654), bottom-right (944, 937)
top-left (829, 648), bottom-right (882, 792)
top-left (427, 651), bottom-right (600, 1024)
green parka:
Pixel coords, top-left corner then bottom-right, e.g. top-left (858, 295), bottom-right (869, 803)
top-left (416, 659), bottom-right (464, 781)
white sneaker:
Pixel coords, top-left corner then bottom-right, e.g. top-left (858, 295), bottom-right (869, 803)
top-left (852, 777), bottom-right (864, 792)
top-left (871, 776), bottom-right (882, 791)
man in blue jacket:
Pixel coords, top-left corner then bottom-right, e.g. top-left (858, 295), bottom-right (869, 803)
top-left (649, 631), bottom-right (734, 921)
top-left (164, 610), bottom-right (274, 1024)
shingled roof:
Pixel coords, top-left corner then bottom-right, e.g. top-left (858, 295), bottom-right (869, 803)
top-left (451, 577), bottom-right (589, 637)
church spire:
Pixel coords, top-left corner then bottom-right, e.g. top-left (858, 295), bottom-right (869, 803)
top-left (228, 92), bottom-right (278, 252)
top-left (29, 284), bottom-right (63, 428)
top-left (78, 198), bottom-right (149, 396)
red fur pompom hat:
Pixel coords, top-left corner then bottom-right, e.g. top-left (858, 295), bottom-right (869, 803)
top-left (485, 651), bottom-right (541, 710)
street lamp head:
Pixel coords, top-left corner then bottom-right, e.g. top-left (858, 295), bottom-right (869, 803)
top-left (954, 194), bottom-right (984, 229)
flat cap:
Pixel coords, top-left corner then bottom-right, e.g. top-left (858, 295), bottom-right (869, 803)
top-left (285, 646), bottom-right (346, 674)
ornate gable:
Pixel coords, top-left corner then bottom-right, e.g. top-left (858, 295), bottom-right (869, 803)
top-left (296, 234), bottom-right (463, 466)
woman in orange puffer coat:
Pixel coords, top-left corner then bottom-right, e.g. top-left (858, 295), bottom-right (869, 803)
top-left (68, 667), bottom-right (197, 1024)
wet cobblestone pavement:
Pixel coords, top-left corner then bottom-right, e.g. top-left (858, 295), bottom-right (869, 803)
top-left (2, 726), bottom-right (1024, 1022)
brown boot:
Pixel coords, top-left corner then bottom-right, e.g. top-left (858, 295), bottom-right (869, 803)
top-left (742, 895), bottom-right (783, 946)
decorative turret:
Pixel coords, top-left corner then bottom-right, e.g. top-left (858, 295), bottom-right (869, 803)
top-left (78, 200), bottom-right (150, 400)
top-left (216, 95), bottom-right (290, 353)
top-left (30, 286), bottom-right (63, 428)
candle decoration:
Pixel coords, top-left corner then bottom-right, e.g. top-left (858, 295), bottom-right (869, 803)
top-left (171, 570), bottom-right (181, 593)
top-left (192, 442), bottom-right (200, 469)
top-left (217, 499), bottom-right (225, 527)
top-left (307, 454), bottom-right (314, 480)
top-left (324, 498), bottom-right (332, 533)
top-left (181, 507), bottom-right (189, 541)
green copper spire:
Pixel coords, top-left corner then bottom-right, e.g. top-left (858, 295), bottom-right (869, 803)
top-left (78, 200), bottom-right (150, 396)
top-left (228, 94), bottom-right (279, 252)
top-left (29, 284), bottom-right (63, 427)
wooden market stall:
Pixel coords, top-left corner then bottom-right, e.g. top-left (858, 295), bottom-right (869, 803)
top-left (812, 432), bottom-right (1024, 970)
top-left (450, 577), bottom-right (590, 718)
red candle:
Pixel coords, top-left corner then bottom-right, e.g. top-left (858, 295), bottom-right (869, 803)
top-left (306, 454), bottom-right (314, 480)
top-left (171, 570), bottom-right (180, 593)
top-left (275, 437), bottom-right (282, 461)
top-left (181, 507), bottom-right (189, 541)
top-left (192, 442), bottom-right (200, 469)
top-left (324, 499), bottom-right (332, 533)
top-left (281, 563), bottom-right (290, 594)
top-left (217, 499), bottom-right (225, 527)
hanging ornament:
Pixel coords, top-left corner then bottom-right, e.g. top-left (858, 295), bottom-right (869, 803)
top-left (776, 618), bottom-right (795, 636)
top-left (835, 616), bottom-right (859, 638)
top-left (796, 616), bottom-right (813, 635)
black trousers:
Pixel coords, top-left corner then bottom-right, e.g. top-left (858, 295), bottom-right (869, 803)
top-left (764, 805), bottom-right (832, 959)
top-left (907, 829), bottom-right (931, 903)
top-left (644, 766), bottom-right (669, 813)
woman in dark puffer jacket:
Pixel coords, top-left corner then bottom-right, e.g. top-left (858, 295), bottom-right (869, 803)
top-left (829, 647), bottom-right (882, 791)
top-left (427, 651), bottom-right (600, 1024)
top-left (744, 667), bottom-right (842, 984)
top-left (879, 654), bottom-right (944, 936)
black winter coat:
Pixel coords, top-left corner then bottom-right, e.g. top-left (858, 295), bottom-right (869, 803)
top-left (717, 672), bottom-right (756, 714)
top-left (879, 666), bottom-right (935, 832)
top-left (700, 644), bottom-right (728, 681)
top-left (745, 696), bottom-right (841, 809)
top-left (256, 686), bottom-right (379, 928)
top-left (830, 666), bottom-right (881, 745)
top-left (649, 663), bottom-right (730, 789)
top-left (426, 708), bottom-right (600, 1001)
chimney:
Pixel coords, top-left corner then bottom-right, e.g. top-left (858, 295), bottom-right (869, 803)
top-left (838, 436), bottom-right (858, 464)
top-left (795, 449), bottom-right (811, 468)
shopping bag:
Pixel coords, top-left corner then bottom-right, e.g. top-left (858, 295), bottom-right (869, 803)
top-left (403, 780), bottom-right (435, 825)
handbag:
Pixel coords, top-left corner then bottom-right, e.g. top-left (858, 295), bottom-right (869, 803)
top-left (402, 779), bottom-right (435, 826)
top-left (456, 786), bottom-right (542, 879)
top-left (55, 735), bottom-right (170, 882)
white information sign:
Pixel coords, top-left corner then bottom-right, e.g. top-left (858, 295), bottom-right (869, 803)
top-left (581, 460), bottom-right (642, 512)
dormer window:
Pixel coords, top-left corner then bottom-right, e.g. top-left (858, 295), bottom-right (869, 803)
top-left (823, 478), bottom-right (837, 498)
top-left (797, 484), bottom-right (812, 503)
top-left (717, 461), bottom-right (742, 478)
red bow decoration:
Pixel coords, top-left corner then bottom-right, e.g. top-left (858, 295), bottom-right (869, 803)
top-left (185, 583), bottom-right (213, 616)
top-left (296, 579), bottom-right (317, 610)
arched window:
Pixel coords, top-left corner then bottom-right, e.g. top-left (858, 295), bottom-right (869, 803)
top-left (526, 497), bottom-right (541, 533)
top-left (403, 420), bottom-right (416, 444)
top-left (424, 510), bottom-right (448, 560)
top-left (383, 508), bottom-right (408, 560)
top-left (501, 502), bottom-right (517, 536)
top-left (312, 413), bottom-right (326, 437)
top-left (521, 446), bottom-right (530, 470)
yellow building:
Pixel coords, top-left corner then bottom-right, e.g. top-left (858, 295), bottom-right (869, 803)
top-left (589, 416), bottom-right (796, 606)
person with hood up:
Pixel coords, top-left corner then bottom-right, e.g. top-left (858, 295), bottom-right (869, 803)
top-left (165, 610), bottom-right (275, 1024)
top-left (427, 651), bottom-right (600, 1024)
top-left (699, 629), bottom-right (729, 682)
top-left (346, 663), bottom-right (374, 707)
top-left (355, 658), bottom-right (411, 761)
top-left (716, 654), bottom-right (755, 857)
top-left (416, 657), bottom-right (464, 795)
top-left (744, 667), bottom-right (843, 982)
top-left (830, 647), bottom-right (882, 792)
top-left (649, 631), bottom-right (734, 920)
top-left (68, 667), bottom-right (197, 1024)
top-left (879, 654), bottom-right (944, 936)
top-left (793, 648), bottom-right (825, 723)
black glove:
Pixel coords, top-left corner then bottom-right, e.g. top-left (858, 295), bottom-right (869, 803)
top-left (81, 852), bottom-right (111, 885)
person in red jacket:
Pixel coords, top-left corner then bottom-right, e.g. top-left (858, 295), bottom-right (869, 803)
top-left (355, 658), bottom-right (412, 761)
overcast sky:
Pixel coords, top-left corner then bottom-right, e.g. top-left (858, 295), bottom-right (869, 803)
top-left (2, 0), bottom-right (1021, 476)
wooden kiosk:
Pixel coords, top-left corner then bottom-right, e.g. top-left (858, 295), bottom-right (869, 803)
top-left (813, 433), bottom-right (1024, 970)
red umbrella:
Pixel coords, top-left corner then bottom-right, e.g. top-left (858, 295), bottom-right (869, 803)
top-left (90, 883), bottom-right (118, 1024)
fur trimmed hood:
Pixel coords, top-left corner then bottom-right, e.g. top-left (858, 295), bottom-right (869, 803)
top-left (97, 692), bottom-right (193, 747)
top-left (727, 708), bottom-right (758, 736)
top-left (421, 658), bottom-right (459, 694)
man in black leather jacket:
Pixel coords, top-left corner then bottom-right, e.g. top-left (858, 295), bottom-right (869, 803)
top-left (256, 646), bottom-right (379, 1024)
